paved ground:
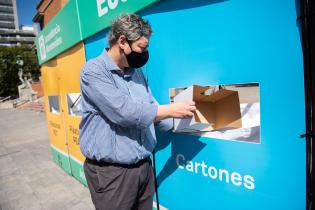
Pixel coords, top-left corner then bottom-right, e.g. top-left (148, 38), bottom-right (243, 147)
top-left (0, 109), bottom-right (94, 210)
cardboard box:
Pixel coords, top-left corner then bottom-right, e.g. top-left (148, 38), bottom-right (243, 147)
top-left (173, 85), bottom-right (242, 133)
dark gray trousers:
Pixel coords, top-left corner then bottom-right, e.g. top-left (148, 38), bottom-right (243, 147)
top-left (84, 158), bottom-right (155, 210)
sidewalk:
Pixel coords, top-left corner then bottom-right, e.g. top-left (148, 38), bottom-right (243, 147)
top-left (0, 109), bottom-right (94, 210)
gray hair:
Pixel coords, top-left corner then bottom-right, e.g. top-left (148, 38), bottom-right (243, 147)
top-left (108, 14), bottom-right (152, 47)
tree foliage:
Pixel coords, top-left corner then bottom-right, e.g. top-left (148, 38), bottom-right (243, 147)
top-left (0, 45), bottom-right (40, 98)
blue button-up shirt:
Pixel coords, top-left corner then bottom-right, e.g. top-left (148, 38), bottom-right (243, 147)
top-left (79, 50), bottom-right (172, 164)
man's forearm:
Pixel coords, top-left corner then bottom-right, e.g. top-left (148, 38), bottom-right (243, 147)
top-left (155, 105), bottom-right (171, 122)
top-left (155, 102), bottom-right (196, 122)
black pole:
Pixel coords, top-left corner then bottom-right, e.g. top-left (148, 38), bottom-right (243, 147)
top-left (298, 0), bottom-right (315, 209)
top-left (152, 151), bottom-right (160, 210)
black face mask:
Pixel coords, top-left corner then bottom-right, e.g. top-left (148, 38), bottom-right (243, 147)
top-left (125, 46), bottom-right (149, 68)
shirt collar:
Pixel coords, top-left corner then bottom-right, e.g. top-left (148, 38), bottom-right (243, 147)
top-left (100, 49), bottom-right (134, 78)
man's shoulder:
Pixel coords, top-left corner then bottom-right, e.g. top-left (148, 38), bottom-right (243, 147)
top-left (81, 55), bottom-right (108, 76)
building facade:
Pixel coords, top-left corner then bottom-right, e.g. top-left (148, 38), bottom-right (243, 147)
top-left (33, 0), bottom-right (68, 30)
top-left (0, 0), bottom-right (36, 46)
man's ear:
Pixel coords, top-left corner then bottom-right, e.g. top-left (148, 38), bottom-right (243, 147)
top-left (118, 35), bottom-right (128, 51)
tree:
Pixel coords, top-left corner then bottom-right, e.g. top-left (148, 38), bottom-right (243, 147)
top-left (0, 45), bottom-right (40, 98)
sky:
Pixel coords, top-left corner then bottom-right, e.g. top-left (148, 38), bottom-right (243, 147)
top-left (16, 0), bottom-right (39, 26)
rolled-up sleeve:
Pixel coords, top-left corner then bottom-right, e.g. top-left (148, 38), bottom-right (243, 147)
top-left (148, 88), bottom-right (173, 132)
top-left (80, 64), bottom-right (158, 129)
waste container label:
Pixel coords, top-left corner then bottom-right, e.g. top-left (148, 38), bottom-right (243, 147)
top-left (35, 0), bottom-right (81, 65)
top-left (77, 0), bottom-right (160, 39)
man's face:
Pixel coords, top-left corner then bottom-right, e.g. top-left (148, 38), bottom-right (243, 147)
top-left (119, 36), bottom-right (149, 54)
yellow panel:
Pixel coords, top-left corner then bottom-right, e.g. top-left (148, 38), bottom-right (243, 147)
top-left (65, 116), bottom-right (85, 162)
top-left (46, 113), bottom-right (68, 152)
top-left (41, 58), bottom-right (69, 154)
top-left (57, 42), bottom-right (86, 162)
top-left (58, 42), bottom-right (86, 94)
top-left (41, 59), bottom-right (59, 95)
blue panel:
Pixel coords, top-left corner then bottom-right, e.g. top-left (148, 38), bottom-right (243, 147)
top-left (84, 29), bottom-right (109, 61)
top-left (82, 0), bottom-right (306, 209)
top-left (139, 0), bottom-right (306, 209)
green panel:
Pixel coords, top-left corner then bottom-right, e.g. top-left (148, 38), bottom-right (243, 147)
top-left (35, 0), bottom-right (161, 64)
top-left (35, 0), bottom-right (82, 65)
top-left (69, 157), bottom-right (87, 186)
top-left (77, 0), bottom-right (160, 39)
top-left (50, 147), bottom-right (72, 175)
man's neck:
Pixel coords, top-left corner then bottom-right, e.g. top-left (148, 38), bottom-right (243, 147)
top-left (107, 46), bottom-right (127, 70)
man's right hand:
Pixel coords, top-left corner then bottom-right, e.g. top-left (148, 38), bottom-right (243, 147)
top-left (155, 101), bottom-right (196, 122)
top-left (168, 101), bottom-right (196, 118)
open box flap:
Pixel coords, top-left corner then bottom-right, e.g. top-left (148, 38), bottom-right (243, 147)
top-left (173, 84), bottom-right (242, 132)
top-left (173, 86), bottom-right (194, 102)
top-left (200, 89), bottom-right (236, 102)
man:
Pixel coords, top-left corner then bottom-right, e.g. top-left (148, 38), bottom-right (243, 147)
top-left (79, 14), bottom-right (196, 210)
